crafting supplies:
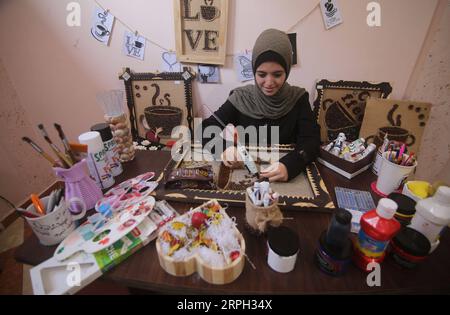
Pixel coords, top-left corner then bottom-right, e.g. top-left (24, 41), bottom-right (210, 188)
top-left (30, 194), bottom-right (46, 216)
top-left (330, 132), bottom-right (346, 156)
top-left (409, 186), bottom-right (450, 253)
top-left (91, 123), bottom-right (123, 177)
top-left (335, 187), bottom-right (376, 233)
top-left (353, 198), bottom-right (400, 270)
top-left (389, 227), bottom-right (431, 269)
top-left (78, 131), bottom-right (114, 190)
top-left (53, 123), bottom-right (76, 164)
top-left (165, 166), bottom-right (215, 189)
top-left (21, 137), bottom-right (59, 166)
top-left (37, 124), bottom-right (72, 168)
top-left (375, 152), bottom-right (417, 196)
top-left (387, 192), bottom-right (416, 226)
top-left (267, 226), bottom-right (299, 273)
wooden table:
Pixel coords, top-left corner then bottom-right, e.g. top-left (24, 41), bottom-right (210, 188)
top-left (15, 150), bottom-right (450, 294)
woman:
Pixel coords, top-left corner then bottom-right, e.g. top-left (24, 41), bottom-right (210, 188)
top-left (202, 29), bottom-right (320, 182)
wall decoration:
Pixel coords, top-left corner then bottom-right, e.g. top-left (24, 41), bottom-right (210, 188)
top-left (157, 145), bottom-right (334, 211)
top-left (123, 31), bottom-right (146, 60)
top-left (313, 79), bottom-right (392, 143)
top-left (161, 52), bottom-right (182, 72)
top-left (234, 51), bottom-right (254, 82)
top-left (119, 68), bottom-right (195, 144)
top-left (174, 0), bottom-right (229, 65)
top-left (198, 64), bottom-right (220, 83)
top-left (359, 98), bottom-right (432, 155)
top-left (320, 0), bottom-right (343, 30)
top-left (91, 6), bottom-right (115, 45)
top-left (287, 33), bottom-right (298, 65)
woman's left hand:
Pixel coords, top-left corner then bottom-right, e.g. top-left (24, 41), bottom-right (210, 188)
top-left (260, 162), bottom-right (289, 182)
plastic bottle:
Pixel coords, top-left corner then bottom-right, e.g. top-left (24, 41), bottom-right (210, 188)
top-left (353, 198), bottom-right (401, 270)
top-left (78, 131), bottom-right (115, 190)
top-left (409, 186), bottom-right (450, 252)
top-left (91, 123), bottom-right (123, 177)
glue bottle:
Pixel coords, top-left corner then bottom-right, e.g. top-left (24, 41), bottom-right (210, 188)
top-left (78, 131), bottom-right (115, 190)
top-left (91, 123), bottom-right (123, 177)
top-left (409, 186), bottom-right (450, 252)
top-left (353, 198), bottom-right (400, 270)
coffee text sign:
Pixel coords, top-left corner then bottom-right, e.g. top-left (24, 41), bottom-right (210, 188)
top-left (174, 0), bottom-right (229, 65)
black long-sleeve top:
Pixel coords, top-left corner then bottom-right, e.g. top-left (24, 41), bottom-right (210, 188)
top-left (201, 92), bottom-right (321, 180)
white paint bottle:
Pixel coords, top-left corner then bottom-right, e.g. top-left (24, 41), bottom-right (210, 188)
top-left (78, 131), bottom-right (115, 190)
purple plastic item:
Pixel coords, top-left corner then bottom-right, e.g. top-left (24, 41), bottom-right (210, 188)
top-left (54, 159), bottom-right (103, 214)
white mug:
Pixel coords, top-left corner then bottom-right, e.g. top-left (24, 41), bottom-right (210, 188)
top-left (24, 196), bottom-right (86, 246)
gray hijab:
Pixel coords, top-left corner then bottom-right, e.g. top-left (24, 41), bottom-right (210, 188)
top-left (228, 29), bottom-right (305, 120)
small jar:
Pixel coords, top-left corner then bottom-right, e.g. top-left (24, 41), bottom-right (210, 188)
top-left (389, 227), bottom-right (430, 269)
top-left (104, 113), bottom-right (135, 162)
top-left (388, 192), bottom-right (416, 226)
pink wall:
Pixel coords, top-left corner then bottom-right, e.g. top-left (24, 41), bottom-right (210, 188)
top-left (0, 0), bottom-right (446, 208)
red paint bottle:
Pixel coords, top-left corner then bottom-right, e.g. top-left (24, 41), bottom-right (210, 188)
top-left (353, 198), bottom-right (401, 271)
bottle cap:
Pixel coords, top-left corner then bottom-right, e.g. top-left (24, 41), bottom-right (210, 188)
top-left (78, 131), bottom-right (104, 153)
top-left (335, 208), bottom-right (352, 225)
top-left (434, 186), bottom-right (450, 204)
top-left (376, 198), bottom-right (398, 219)
top-left (91, 123), bottom-right (113, 142)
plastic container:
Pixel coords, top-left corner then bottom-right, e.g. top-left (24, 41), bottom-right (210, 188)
top-left (388, 192), bottom-right (416, 226)
top-left (267, 226), bottom-right (299, 273)
top-left (91, 123), bottom-right (123, 177)
top-left (389, 227), bottom-right (430, 269)
top-left (78, 131), bottom-right (114, 190)
top-left (409, 186), bottom-right (450, 252)
top-left (353, 198), bottom-right (401, 270)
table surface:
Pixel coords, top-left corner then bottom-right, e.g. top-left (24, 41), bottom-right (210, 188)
top-left (15, 150), bottom-right (450, 294)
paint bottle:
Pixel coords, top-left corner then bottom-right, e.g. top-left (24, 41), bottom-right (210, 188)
top-left (91, 123), bottom-right (123, 177)
top-left (409, 186), bottom-right (450, 253)
top-left (330, 133), bottom-right (346, 156)
top-left (78, 131), bottom-right (114, 190)
top-left (353, 198), bottom-right (400, 270)
top-left (315, 208), bottom-right (353, 276)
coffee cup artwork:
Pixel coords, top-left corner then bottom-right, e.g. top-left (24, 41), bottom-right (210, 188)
top-left (24, 196), bottom-right (86, 246)
top-left (201, 0), bottom-right (220, 21)
top-left (367, 126), bottom-right (416, 147)
top-left (90, 7), bottom-right (114, 45)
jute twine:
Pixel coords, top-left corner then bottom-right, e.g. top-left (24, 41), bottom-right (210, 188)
top-left (245, 189), bottom-right (283, 234)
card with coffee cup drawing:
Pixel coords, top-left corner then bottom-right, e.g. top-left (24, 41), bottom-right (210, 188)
top-left (90, 6), bottom-right (115, 46)
top-left (359, 98), bottom-right (432, 156)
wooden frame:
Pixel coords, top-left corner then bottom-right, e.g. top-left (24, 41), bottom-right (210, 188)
top-left (174, 0), bottom-right (229, 65)
top-left (119, 67), bottom-right (195, 142)
top-left (313, 79), bottom-right (392, 143)
top-left (156, 145), bottom-right (334, 211)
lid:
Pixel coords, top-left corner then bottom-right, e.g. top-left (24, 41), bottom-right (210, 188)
top-left (335, 208), bottom-right (352, 225)
top-left (392, 227), bottom-right (431, 257)
top-left (388, 192), bottom-right (416, 216)
top-left (267, 226), bottom-right (299, 257)
top-left (415, 186), bottom-right (450, 225)
top-left (376, 198), bottom-right (398, 219)
top-left (91, 123), bottom-right (113, 142)
top-left (78, 131), bottom-right (103, 153)
top-left (319, 231), bottom-right (353, 260)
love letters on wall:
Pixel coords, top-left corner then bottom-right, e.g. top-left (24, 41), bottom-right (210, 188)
top-left (174, 0), bottom-right (229, 65)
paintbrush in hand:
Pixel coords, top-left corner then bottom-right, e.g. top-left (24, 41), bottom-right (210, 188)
top-left (37, 124), bottom-right (72, 168)
top-left (22, 137), bottom-right (60, 167)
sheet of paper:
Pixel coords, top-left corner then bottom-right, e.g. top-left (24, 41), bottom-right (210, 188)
top-left (320, 0), bottom-right (343, 30)
top-left (90, 6), bottom-right (114, 46)
top-left (234, 51), bottom-right (254, 82)
top-left (123, 31), bottom-right (146, 60)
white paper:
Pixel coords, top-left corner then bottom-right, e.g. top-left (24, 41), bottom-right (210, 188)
top-left (234, 51), bottom-right (254, 82)
top-left (123, 31), bottom-right (146, 60)
top-left (90, 6), bottom-right (114, 45)
top-left (161, 52), bottom-right (181, 72)
top-left (320, 0), bottom-right (343, 30)
top-left (198, 65), bottom-right (220, 83)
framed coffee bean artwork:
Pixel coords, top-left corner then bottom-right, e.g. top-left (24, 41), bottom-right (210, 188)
top-left (359, 98), bottom-right (432, 156)
top-left (313, 79), bottom-right (392, 143)
top-left (119, 67), bottom-right (195, 145)
top-left (174, 0), bottom-right (229, 65)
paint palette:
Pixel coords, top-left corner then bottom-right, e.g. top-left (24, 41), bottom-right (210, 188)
top-left (55, 196), bottom-right (156, 261)
top-left (95, 172), bottom-right (157, 213)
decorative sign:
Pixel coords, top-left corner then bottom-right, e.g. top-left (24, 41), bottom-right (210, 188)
top-left (320, 0), bottom-right (343, 30)
top-left (174, 0), bottom-right (229, 65)
top-left (123, 31), bottom-right (146, 60)
top-left (161, 52), bottom-right (182, 72)
top-left (198, 64), bottom-right (219, 83)
top-left (234, 51), bottom-right (253, 82)
top-left (91, 6), bottom-right (115, 45)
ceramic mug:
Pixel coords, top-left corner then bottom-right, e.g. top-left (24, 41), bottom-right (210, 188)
top-left (24, 196), bottom-right (86, 246)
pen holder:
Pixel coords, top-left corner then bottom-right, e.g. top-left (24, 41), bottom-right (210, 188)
top-left (375, 152), bottom-right (417, 196)
top-left (53, 159), bottom-right (103, 214)
top-left (245, 188), bottom-right (283, 235)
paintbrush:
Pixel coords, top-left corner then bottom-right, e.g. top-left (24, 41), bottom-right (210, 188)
top-left (37, 124), bottom-right (72, 168)
top-left (54, 123), bottom-right (76, 164)
top-left (22, 137), bottom-right (60, 166)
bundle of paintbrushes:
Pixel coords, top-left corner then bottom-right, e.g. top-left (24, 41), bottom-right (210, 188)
top-left (22, 123), bottom-right (77, 169)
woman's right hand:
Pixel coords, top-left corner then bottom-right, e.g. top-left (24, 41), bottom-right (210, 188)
top-left (221, 146), bottom-right (243, 169)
